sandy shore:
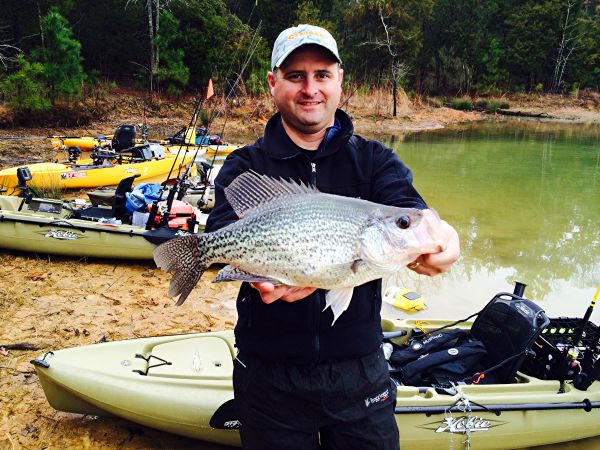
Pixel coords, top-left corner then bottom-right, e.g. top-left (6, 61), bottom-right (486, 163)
top-left (1, 95), bottom-right (599, 449)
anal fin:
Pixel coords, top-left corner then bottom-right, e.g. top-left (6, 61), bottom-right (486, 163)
top-left (213, 265), bottom-right (281, 284)
top-left (324, 287), bottom-right (355, 325)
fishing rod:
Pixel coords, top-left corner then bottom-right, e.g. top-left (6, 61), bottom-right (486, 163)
top-left (146, 95), bottom-right (204, 229)
top-left (556, 284), bottom-right (600, 391)
top-left (202, 20), bottom-right (263, 182)
top-left (147, 22), bottom-right (263, 230)
top-left (168, 20), bottom-right (263, 193)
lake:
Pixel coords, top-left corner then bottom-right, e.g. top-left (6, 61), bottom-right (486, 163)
top-left (381, 120), bottom-right (600, 324)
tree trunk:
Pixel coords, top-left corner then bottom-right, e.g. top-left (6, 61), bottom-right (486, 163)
top-left (146, 0), bottom-right (155, 92)
top-left (393, 78), bottom-right (397, 117)
top-left (155, 0), bottom-right (160, 91)
top-left (37, 1), bottom-right (45, 49)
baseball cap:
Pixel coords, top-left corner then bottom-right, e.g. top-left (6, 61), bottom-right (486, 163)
top-left (271, 24), bottom-right (342, 71)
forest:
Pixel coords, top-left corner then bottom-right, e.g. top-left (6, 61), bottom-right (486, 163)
top-left (0, 0), bottom-right (599, 116)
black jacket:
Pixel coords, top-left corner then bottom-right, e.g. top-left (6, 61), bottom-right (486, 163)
top-left (206, 109), bottom-right (426, 363)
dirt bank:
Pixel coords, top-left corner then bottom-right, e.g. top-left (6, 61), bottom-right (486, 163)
top-left (0, 252), bottom-right (239, 449)
top-left (1, 91), bottom-right (599, 449)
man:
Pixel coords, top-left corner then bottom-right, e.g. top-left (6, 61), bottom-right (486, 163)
top-left (205, 24), bottom-right (460, 450)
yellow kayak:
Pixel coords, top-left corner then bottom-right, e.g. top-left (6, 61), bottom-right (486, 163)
top-left (164, 142), bottom-right (241, 158)
top-left (50, 136), bottom-right (113, 151)
top-left (0, 150), bottom-right (196, 191)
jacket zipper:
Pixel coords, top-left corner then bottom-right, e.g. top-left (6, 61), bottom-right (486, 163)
top-left (310, 160), bottom-right (320, 361)
top-left (314, 290), bottom-right (321, 362)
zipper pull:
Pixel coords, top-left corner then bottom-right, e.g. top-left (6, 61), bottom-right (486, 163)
top-left (311, 162), bottom-right (317, 186)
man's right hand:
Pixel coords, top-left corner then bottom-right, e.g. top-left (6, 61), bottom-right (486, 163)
top-left (251, 282), bottom-right (317, 304)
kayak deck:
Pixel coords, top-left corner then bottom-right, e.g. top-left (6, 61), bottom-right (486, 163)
top-left (32, 318), bottom-right (600, 449)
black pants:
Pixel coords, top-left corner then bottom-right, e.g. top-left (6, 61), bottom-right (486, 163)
top-left (233, 348), bottom-right (399, 450)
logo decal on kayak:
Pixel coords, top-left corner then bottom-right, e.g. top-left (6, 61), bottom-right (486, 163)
top-left (61, 171), bottom-right (87, 179)
top-left (39, 229), bottom-right (83, 240)
top-left (417, 416), bottom-right (507, 434)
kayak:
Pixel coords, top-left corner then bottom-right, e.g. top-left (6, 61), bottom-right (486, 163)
top-left (164, 142), bottom-right (241, 158)
top-left (0, 151), bottom-right (196, 191)
top-left (86, 161), bottom-right (222, 210)
top-left (50, 135), bottom-right (113, 151)
top-left (31, 291), bottom-right (600, 449)
top-left (0, 194), bottom-right (206, 259)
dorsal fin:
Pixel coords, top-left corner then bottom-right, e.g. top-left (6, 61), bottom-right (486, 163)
top-left (225, 171), bottom-right (318, 218)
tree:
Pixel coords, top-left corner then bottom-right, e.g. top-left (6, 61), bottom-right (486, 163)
top-left (568, 5), bottom-right (600, 90)
top-left (551, 0), bottom-right (585, 92)
top-left (0, 54), bottom-right (50, 112)
top-left (422, 0), bottom-right (499, 93)
top-left (504, 1), bottom-right (562, 91)
top-left (344, 0), bottom-right (433, 86)
top-left (156, 10), bottom-right (189, 94)
top-left (32, 8), bottom-right (85, 103)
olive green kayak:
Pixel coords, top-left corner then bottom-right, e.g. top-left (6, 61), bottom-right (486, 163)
top-left (31, 312), bottom-right (600, 448)
top-left (0, 195), bottom-right (206, 259)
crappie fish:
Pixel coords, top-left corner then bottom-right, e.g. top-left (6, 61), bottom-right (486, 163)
top-left (154, 171), bottom-right (444, 324)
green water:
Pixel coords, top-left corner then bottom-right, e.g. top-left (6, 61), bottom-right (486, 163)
top-left (382, 120), bottom-right (600, 322)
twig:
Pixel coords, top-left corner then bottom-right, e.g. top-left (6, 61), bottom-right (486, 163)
top-left (4, 432), bottom-right (15, 450)
top-left (0, 342), bottom-right (40, 350)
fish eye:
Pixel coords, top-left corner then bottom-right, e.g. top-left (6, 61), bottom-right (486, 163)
top-left (396, 215), bottom-right (410, 229)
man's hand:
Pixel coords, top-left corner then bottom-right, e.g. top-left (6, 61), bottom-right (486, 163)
top-left (251, 282), bottom-right (317, 304)
top-left (407, 214), bottom-right (460, 276)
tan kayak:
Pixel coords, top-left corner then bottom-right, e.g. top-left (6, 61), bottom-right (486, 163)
top-left (0, 195), bottom-right (205, 259)
top-left (31, 287), bottom-right (600, 449)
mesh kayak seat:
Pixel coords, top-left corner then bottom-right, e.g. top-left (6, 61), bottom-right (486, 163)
top-left (469, 292), bottom-right (550, 384)
top-left (73, 174), bottom-right (140, 222)
top-left (390, 288), bottom-right (550, 386)
top-left (111, 124), bottom-right (137, 151)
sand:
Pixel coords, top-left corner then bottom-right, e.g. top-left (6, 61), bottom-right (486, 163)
top-left (1, 92), bottom-right (599, 449)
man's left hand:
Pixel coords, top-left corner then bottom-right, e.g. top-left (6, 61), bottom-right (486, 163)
top-left (408, 217), bottom-right (460, 276)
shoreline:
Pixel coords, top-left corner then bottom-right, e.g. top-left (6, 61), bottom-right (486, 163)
top-left (1, 98), bottom-right (599, 449)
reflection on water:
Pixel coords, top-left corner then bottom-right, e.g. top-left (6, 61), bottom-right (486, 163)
top-left (384, 120), bottom-right (600, 322)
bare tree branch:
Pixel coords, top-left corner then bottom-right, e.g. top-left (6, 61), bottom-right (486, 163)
top-left (0, 44), bottom-right (22, 70)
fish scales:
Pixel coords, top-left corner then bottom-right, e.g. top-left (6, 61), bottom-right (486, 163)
top-left (154, 171), bottom-right (443, 322)
top-left (200, 193), bottom-right (370, 286)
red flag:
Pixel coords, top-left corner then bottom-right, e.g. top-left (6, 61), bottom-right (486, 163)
top-left (206, 78), bottom-right (214, 100)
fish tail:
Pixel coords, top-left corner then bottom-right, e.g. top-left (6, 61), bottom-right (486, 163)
top-left (153, 235), bottom-right (208, 305)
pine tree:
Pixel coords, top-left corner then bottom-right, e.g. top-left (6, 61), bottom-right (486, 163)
top-left (32, 8), bottom-right (86, 104)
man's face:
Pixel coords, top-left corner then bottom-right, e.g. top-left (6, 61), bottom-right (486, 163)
top-left (268, 45), bottom-right (343, 135)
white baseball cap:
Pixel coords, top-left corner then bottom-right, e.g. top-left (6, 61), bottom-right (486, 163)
top-left (271, 24), bottom-right (342, 71)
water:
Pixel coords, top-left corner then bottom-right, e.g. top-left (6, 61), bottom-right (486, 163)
top-left (382, 120), bottom-right (600, 449)
top-left (381, 120), bottom-right (600, 323)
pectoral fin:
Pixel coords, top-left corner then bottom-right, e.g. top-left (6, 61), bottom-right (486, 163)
top-left (324, 287), bottom-right (355, 325)
top-left (213, 265), bottom-right (281, 284)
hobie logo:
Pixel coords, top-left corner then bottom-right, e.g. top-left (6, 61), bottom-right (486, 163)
top-left (435, 416), bottom-right (491, 433)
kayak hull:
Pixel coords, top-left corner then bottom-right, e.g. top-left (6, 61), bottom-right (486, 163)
top-left (0, 195), bottom-right (204, 259)
top-left (32, 318), bottom-right (600, 448)
top-left (0, 153), bottom-right (196, 191)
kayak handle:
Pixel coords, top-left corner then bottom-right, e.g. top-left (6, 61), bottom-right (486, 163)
top-left (383, 330), bottom-right (407, 340)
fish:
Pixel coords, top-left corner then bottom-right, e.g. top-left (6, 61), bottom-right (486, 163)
top-left (153, 171), bottom-right (444, 324)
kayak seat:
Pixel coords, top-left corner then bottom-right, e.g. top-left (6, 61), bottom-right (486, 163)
top-left (112, 124), bottom-right (136, 151)
top-left (73, 174), bottom-right (140, 222)
top-left (390, 285), bottom-right (550, 387)
top-left (468, 292), bottom-right (550, 384)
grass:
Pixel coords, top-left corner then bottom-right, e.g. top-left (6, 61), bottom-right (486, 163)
top-left (451, 98), bottom-right (473, 111)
